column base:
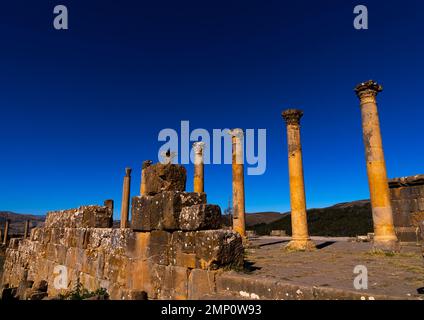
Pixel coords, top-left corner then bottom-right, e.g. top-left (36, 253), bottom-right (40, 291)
top-left (283, 239), bottom-right (316, 252)
top-left (372, 236), bottom-right (400, 253)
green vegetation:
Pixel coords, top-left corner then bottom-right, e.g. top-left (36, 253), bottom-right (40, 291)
top-left (58, 281), bottom-right (109, 300)
top-left (249, 202), bottom-right (374, 237)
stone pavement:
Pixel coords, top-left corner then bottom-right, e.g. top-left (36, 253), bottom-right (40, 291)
top-left (241, 236), bottom-right (424, 299)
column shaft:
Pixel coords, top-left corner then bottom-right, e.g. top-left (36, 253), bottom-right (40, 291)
top-left (24, 220), bottom-right (30, 239)
top-left (120, 168), bottom-right (132, 228)
top-left (3, 219), bottom-right (10, 245)
top-left (231, 129), bottom-right (246, 237)
top-left (193, 142), bottom-right (205, 193)
top-left (355, 80), bottom-right (399, 251)
top-left (282, 109), bottom-right (315, 251)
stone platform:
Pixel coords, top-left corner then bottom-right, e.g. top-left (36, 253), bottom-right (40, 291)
top-left (219, 236), bottom-right (423, 300)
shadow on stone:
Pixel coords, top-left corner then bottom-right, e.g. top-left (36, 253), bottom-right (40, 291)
top-left (316, 241), bottom-right (337, 250)
top-left (243, 260), bottom-right (262, 273)
top-left (259, 240), bottom-right (289, 247)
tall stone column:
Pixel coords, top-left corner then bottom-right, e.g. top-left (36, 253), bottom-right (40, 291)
top-left (193, 142), bottom-right (205, 193)
top-left (3, 219), bottom-right (10, 245)
top-left (282, 109), bottom-right (315, 251)
top-left (24, 220), bottom-right (30, 239)
top-left (140, 160), bottom-right (152, 195)
top-left (354, 80), bottom-right (399, 252)
top-left (229, 129), bottom-right (246, 237)
top-left (120, 168), bottom-right (132, 229)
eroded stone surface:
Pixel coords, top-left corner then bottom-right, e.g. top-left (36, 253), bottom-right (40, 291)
top-left (131, 192), bottom-right (206, 231)
top-left (45, 206), bottom-right (113, 229)
top-left (143, 163), bottom-right (187, 195)
top-left (179, 204), bottom-right (221, 231)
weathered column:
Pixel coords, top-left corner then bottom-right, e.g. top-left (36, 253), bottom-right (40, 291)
top-left (193, 142), bottom-right (205, 193)
top-left (230, 129), bottom-right (246, 237)
top-left (120, 168), bottom-right (132, 228)
top-left (354, 80), bottom-right (399, 252)
top-left (3, 219), bottom-right (10, 245)
top-left (282, 109), bottom-right (315, 251)
top-left (140, 160), bottom-right (152, 195)
top-left (24, 220), bottom-right (30, 239)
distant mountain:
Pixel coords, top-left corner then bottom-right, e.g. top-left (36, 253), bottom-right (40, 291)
top-left (1, 199), bottom-right (373, 238)
top-left (0, 212), bottom-right (45, 236)
top-left (221, 211), bottom-right (284, 227)
top-left (249, 200), bottom-right (373, 237)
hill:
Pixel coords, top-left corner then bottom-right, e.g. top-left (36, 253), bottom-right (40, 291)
top-left (1, 199), bottom-right (373, 238)
top-left (221, 211), bottom-right (284, 228)
top-left (249, 200), bottom-right (373, 237)
top-left (0, 212), bottom-right (45, 236)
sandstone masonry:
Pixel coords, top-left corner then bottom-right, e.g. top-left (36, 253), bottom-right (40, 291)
top-left (1, 163), bottom-right (243, 300)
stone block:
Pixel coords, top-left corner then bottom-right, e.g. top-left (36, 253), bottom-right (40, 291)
top-left (8, 238), bottom-right (22, 250)
top-left (418, 198), bottom-right (424, 211)
top-left (132, 232), bottom-right (151, 259)
top-left (45, 205), bottom-right (113, 229)
top-left (131, 260), bottom-right (154, 297)
top-left (131, 191), bottom-right (206, 231)
top-left (188, 269), bottom-right (217, 299)
top-left (179, 204), bottom-right (222, 231)
top-left (104, 253), bottom-right (129, 285)
top-left (65, 247), bottom-right (84, 271)
top-left (216, 273), bottom-right (315, 300)
top-left (169, 231), bottom-right (196, 268)
top-left (151, 264), bottom-right (190, 300)
top-left (195, 230), bottom-right (244, 270)
top-left (50, 228), bottom-right (65, 245)
top-left (148, 230), bottom-right (171, 265)
top-left (143, 163), bottom-right (187, 195)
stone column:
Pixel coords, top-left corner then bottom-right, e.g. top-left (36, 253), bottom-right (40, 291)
top-left (24, 220), bottom-right (30, 239)
top-left (229, 129), bottom-right (246, 237)
top-left (140, 160), bottom-right (152, 195)
top-left (354, 80), bottom-right (399, 252)
top-left (3, 219), bottom-right (10, 245)
top-left (193, 142), bottom-right (205, 193)
top-left (282, 109), bottom-right (315, 251)
top-left (120, 168), bottom-right (132, 228)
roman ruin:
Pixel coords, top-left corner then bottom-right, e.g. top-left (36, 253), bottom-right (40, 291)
top-left (281, 109), bottom-right (315, 251)
top-left (193, 142), bottom-right (205, 193)
top-left (1, 162), bottom-right (243, 300)
top-left (120, 168), bottom-right (132, 229)
top-left (389, 175), bottom-right (424, 242)
top-left (0, 80), bottom-right (422, 300)
top-left (24, 220), bottom-right (30, 239)
top-left (229, 129), bottom-right (246, 238)
top-left (355, 80), bottom-right (399, 252)
top-left (3, 220), bottom-right (9, 245)
top-left (140, 160), bottom-right (152, 196)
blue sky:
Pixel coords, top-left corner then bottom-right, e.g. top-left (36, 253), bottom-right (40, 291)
top-left (0, 1), bottom-right (423, 218)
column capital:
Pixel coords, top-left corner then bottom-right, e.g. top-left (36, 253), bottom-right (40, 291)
top-left (354, 80), bottom-right (383, 100)
top-left (282, 109), bottom-right (303, 126)
top-left (192, 141), bottom-right (205, 154)
top-left (125, 167), bottom-right (132, 176)
top-left (228, 128), bottom-right (244, 138)
top-left (142, 160), bottom-right (153, 170)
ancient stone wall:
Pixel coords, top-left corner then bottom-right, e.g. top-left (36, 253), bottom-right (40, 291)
top-left (389, 175), bottom-right (424, 242)
top-left (1, 164), bottom-right (244, 300)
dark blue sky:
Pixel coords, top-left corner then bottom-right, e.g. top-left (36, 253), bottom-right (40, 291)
top-left (0, 1), bottom-right (423, 218)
